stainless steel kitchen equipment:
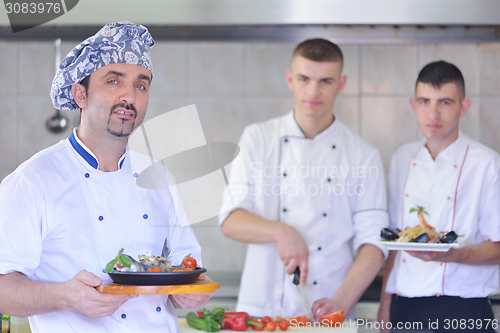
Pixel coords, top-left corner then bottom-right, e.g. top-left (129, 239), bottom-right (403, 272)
top-left (46, 38), bottom-right (68, 134)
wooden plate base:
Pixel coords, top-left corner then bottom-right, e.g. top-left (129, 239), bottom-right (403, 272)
top-left (96, 280), bottom-right (219, 295)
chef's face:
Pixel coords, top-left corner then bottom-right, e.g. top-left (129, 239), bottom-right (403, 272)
top-left (410, 82), bottom-right (470, 146)
top-left (74, 63), bottom-right (151, 139)
top-left (286, 56), bottom-right (347, 123)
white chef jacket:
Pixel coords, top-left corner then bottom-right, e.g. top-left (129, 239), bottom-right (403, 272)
top-left (0, 129), bottom-right (202, 333)
top-left (385, 132), bottom-right (500, 298)
top-left (219, 111), bottom-right (389, 318)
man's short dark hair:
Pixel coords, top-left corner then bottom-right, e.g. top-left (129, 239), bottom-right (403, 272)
top-left (416, 60), bottom-right (465, 98)
top-left (292, 39), bottom-right (343, 67)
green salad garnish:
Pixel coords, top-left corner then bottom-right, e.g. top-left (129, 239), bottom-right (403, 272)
top-left (105, 248), bottom-right (132, 273)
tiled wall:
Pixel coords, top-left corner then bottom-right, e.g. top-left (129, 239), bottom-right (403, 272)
top-left (1, 40), bottom-right (500, 273)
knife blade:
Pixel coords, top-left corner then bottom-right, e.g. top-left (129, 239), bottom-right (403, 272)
top-left (293, 267), bottom-right (315, 322)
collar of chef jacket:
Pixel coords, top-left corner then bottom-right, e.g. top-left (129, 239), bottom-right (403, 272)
top-left (68, 128), bottom-right (127, 170)
top-left (418, 130), bottom-right (466, 163)
top-left (286, 110), bottom-right (339, 140)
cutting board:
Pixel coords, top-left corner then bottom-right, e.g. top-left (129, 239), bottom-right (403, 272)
top-left (96, 280), bottom-right (219, 295)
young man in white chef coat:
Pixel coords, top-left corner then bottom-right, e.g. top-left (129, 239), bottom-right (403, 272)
top-left (378, 61), bottom-right (500, 332)
top-left (0, 22), bottom-right (212, 333)
top-left (219, 39), bottom-right (389, 320)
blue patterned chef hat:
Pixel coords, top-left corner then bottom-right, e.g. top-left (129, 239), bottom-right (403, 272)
top-left (50, 21), bottom-right (155, 111)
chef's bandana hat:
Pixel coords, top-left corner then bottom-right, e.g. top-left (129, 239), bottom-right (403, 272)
top-left (50, 21), bottom-right (155, 111)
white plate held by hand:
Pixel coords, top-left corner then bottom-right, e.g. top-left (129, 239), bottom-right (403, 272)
top-left (376, 235), bottom-right (465, 252)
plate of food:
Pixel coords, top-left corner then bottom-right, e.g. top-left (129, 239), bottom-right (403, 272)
top-left (377, 206), bottom-right (465, 252)
top-left (106, 268), bottom-right (208, 285)
top-left (377, 238), bottom-right (464, 252)
top-left (103, 249), bottom-right (207, 285)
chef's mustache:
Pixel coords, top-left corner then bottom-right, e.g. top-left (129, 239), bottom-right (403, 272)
top-left (110, 103), bottom-right (137, 118)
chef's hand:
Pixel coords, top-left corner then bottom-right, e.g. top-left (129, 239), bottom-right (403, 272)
top-left (406, 249), bottom-right (455, 262)
top-left (311, 298), bottom-right (342, 322)
top-left (65, 270), bottom-right (137, 318)
top-left (171, 274), bottom-right (214, 311)
top-left (277, 224), bottom-right (309, 285)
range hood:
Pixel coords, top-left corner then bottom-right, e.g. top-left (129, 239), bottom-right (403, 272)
top-left (1, 0), bottom-right (499, 42)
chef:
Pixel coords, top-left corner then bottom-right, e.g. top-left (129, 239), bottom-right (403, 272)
top-left (0, 22), bottom-right (212, 332)
top-left (378, 61), bottom-right (500, 332)
top-left (219, 39), bottom-right (389, 320)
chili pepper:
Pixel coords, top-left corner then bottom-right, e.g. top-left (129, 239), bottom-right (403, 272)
top-left (249, 318), bottom-right (265, 331)
top-left (223, 312), bottom-right (263, 331)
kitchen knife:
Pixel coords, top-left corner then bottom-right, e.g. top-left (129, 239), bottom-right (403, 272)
top-left (293, 267), bottom-right (315, 322)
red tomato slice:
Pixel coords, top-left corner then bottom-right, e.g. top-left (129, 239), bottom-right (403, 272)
top-left (320, 310), bottom-right (345, 327)
top-left (147, 267), bottom-right (162, 272)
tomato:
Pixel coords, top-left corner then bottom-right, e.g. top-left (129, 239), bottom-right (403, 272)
top-left (296, 315), bottom-right (309, 325)
top-left (320, 310), bottom-right (345, 327)
top-left (115, 259), bottom-right (124, 268)
top-left (182, 256), bottom-right (197, 267)
top-left (278, 321), bottom-right (289, 331)
top-left (261, 316), bottom-right (272, 325)
top-left (265, 322), bottom-right (277, 332)
top-left (147, 267), bottom-right (162, 272)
